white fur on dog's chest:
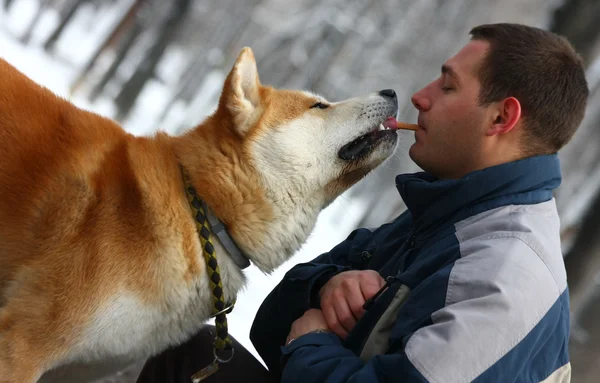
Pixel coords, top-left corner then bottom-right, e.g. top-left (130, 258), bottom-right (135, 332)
top-left (74, 241), bottom-right (245, 364)
top-left (78, 283), bottom-right (211, 362)
top-left (41, 286), bottom-right (214, 382)
top-left (41, 238), bottom-right (247, 382)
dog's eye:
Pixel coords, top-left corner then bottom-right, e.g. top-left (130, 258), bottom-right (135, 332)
top-left (310, 102), bottom-right (329, 109)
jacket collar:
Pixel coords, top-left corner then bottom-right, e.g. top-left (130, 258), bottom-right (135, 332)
top-left (395, 154), bottom-right (562, 233)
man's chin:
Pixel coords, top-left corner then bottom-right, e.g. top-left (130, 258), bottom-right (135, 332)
top-left (408, 145), bottom-right (432, 174)
top-left (408, 144), bottom-right (421, 164)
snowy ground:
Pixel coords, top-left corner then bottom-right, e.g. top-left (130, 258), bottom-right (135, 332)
top-left (0, 0), bottom-right (378, 367)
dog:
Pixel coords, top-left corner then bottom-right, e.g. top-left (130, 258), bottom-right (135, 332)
top-left (0, 47), bottom-right (400, 382)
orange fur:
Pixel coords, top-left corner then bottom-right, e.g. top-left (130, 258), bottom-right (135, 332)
top-left (0, 58), bottom-right (200, 380)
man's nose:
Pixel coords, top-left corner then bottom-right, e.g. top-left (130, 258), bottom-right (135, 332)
top-left (411, 89), bottom-right (430, 112)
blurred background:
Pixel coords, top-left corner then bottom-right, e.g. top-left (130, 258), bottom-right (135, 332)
top-left (1, 0), bottom-right (600, 381)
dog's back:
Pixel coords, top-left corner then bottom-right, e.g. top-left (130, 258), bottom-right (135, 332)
top-left (0, 59), bottom-right (128, 293)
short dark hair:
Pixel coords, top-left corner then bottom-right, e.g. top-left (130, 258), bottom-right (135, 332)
top-left (469, 23), bottom-right (589, 154)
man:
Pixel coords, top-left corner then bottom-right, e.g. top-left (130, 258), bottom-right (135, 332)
top-left (137, 23), bottom-right (588, 382)
top-left (249, 23), bottom-right (588, 382)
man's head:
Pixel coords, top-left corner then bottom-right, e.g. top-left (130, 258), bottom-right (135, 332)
top-left (410, 23), bottom-right (589, 179)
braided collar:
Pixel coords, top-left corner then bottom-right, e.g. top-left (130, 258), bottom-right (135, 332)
top-left (181, 168), bottom-right (250, 270)
top-left (181, 168), bottom-right (239, 378)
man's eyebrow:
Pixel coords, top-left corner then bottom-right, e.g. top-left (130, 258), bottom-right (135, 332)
top-left (441, 64), bottom-right (459, 81)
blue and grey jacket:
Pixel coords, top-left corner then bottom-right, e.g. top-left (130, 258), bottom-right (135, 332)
top-left (250, 154), bottom-right (570, 383)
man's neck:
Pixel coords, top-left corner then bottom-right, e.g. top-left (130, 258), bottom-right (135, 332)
top-left (441, 142), bottom-right (526, 180)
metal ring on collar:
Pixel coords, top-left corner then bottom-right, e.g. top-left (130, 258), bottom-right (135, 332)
top-left (209, 303), bottom-right (234, 318)
top-left (213, 346), bottom-right (235, 364)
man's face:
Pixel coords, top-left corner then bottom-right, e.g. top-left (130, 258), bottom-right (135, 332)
top-left (409, 40), bottom-right (494, 179)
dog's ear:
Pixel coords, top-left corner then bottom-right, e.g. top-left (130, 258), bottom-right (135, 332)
top-left (222, 47), bottom-right (261, 135)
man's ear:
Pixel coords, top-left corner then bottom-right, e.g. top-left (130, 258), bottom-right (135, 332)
top-left (487, 97), bottom-right (521, 136)
top-left (221, 47), bottom-right (261, 135)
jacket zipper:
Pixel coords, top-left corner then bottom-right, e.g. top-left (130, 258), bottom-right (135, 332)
top-left (362, 275), bottom-right (400, 310)
top-left (408, 230), bottom-right (416, 248)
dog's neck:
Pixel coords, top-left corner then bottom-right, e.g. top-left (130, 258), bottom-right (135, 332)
top-left (170, 118), bottom-right (322, 274)
top-left (181, 169), bottom-right (250, 270)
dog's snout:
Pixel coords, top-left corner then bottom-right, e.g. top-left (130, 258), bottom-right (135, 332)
top-left (379, 89), bottom-right (397, 99)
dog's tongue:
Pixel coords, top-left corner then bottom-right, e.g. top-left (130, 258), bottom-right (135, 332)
top-left (383, 117), bottom-right (398, 130)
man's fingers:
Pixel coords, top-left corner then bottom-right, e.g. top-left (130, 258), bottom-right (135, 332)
top-left (346, 281), bottom-right (367, 320)
top-left (318, 270), bottom-right (387, 339)
top-left (322, 300), bottom-right (348, 339)
top-left (360, 273), bottom-right (387, 301)
top-left (333, 295), bottom-right (357, 333)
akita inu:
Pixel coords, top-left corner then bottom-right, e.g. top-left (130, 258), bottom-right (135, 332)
top-left (0, 47), bottom-right (400, 382)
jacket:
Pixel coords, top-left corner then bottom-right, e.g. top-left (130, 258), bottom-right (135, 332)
top-left (250, 154), bottom-right (571, 383)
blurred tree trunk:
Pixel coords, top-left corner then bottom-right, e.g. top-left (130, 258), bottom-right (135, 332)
top-left (43, 0), bottom-right (84, 52)
top-left (20, 0), bottom-right (51, 44)
top-left (88, 14), bottom-right (145, 102)
top-left (549, 0), bottom-right (600, 321)
top-left (551, 0), bottom-right (600, 64)
top-left (114, 0), bottom-right (192, 120)
top-left (70, 0), bottom-right (146, 96)
top-left (3, 0), bottom-right (15, 12)
top-left (154, 0), bottom-right (263, 129)
top-left (548, 2), bottom-right (600, 381)
top-left (563, 188), bottom-right (600, 320)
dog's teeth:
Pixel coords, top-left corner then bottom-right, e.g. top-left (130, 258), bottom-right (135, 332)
top-left (379, 123), bottom-right (385, 131)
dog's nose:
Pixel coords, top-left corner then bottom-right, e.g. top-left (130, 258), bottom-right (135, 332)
top-left (379, 89), bottom-right (397, 99)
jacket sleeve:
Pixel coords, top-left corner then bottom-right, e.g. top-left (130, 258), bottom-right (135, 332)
top-left (249, 225), bottom-right (382, 377)
top-left (279, 331), bottom-right (428, 382)
top-left (250, 209), bottom-right (414, 377)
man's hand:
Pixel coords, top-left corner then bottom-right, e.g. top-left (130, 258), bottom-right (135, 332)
top-left (286, 309), bottom-right (330, 346)
top-left (319, 270), bottom-right (385, 339)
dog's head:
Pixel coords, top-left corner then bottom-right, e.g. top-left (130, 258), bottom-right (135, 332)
top-left (203, 47), bottom-right (399, 271)
top-left (218, 47), bottom-right (399, 208)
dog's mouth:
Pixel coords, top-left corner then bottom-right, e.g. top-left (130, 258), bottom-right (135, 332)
top-left (338, 117), bottom-right (399, 161)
